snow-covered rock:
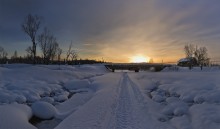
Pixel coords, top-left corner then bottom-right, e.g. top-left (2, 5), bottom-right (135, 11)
top-left (54, 95), bottom-right (68, 102)
top-left (40, 97), bottom-right (54, 104)
top-left (31, 101), bottom-right (57, 119)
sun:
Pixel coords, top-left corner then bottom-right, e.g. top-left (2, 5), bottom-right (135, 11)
top-left (130, 55), bottom-right (150, 63)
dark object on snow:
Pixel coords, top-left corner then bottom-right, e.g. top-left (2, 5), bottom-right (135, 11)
top-left (200, 65), bottom-right (203, 70)
top-left (177, 57), bottom-right (198, 67)
top-left (105, 63), bottom-right (171, 72)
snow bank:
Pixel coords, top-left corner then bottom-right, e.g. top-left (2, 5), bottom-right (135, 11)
top-left (130, 71), bottom-right (220, 129)
top-left (190, 104), bottom-right (220, 129)
top-left (0, 64), bottom-right (108, 128)
top-left (64, 80), bottom-right (90, 91)
top-left (163, 66), bottom-right (220, 72)
top-left (0, 64), bottom-right (107, 105)
top-left (0, 103), bottom-right (36, 129)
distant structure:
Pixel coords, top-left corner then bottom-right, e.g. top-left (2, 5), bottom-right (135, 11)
top-left (105, 63), bottom-right (171, 72)
top-left (177, 57), bottom-right (198, 67)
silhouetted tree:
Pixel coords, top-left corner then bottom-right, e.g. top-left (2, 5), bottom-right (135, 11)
top-left (38, 27), bottom-right (60, 64)
top-left (22, 14), bottom-right (41, 64)
top-left (65, 41), bottom-right (78, 65)
top-left (194, 46), bottom-right (210, 66)
top-left (184, 44), bottom-right (195, 58)
top-left (0, 46), bottom-right (8, 64)
top-left (57, 47), bottom-right (62, 64)
top-left (26, 46), bottom-right (33, 57)
top-left (70, 50), bottom-right (78, 64)
top-left (66, 42), bottom-right (73, 62)
top-left (11, 50), bottom-right (18, 59)
top-left (0, 46), bottom-right (7, 58)
top-left (50, 41), bottom-right (59, 62)
top-left (183, 44), bottom-right (210, 66)
top-left (38, 27), bottom-right (50, 63)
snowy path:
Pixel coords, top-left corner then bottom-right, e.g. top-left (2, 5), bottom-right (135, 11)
top-left (109, 73), bottom-right (149, 129)
top-left (56, 73), bottom-right (173, 129)
top-left (55, 73), bottom-right (150, 129)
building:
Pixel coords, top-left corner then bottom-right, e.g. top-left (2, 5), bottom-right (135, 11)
top-left (177, 57), bottom-right (198, 67)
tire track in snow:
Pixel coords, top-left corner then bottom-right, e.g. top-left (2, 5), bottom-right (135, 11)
top-left (115, 73), bottom-right (134, 129)
top-left (127, 74), bottom-right (147, 106)
top-left (108, 73), bottom-right (150, 129)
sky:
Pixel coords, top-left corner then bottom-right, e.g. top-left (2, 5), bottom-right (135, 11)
top-left (1, 0), bottom-right (220, 63)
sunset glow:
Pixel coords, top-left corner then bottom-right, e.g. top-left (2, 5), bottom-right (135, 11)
top-left (130, 56), bottom-right (150, 63)
top-left (1, 0), bottom-right (220, 63)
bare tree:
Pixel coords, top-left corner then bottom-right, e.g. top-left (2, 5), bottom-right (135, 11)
top-left (70, 50), bottom-right (78, 65)
top-left (183, 44), bottom-right (210, 66)
top-left (38, 28), bottom-right (60, 64)
top-left (0, 46), bottom-right (8, 64)
top-left (0, 46), bottom-right (7, 58)
top-left (22, 14), bottom-right (41, 64)
top-left (194, 46), bottom-right (209, 66)
top-left (184, 44), bottom-right (195, 58)
top-left (38, 27), bottom-right (51, 63)
top-left (66, 42), bottom-right (73, 62)
top-left (50, 41), bottom-right (59, 62)
top-left (11, 50), bottom-right (18, 59)
top-left (70, 50), bottom-right (78, 61)
top-left (26, 46), bottom-right (33, 57)
top-left (65, 42), bottom-right (78, 65)
top-left (57, 47), bottom-right (62, 62)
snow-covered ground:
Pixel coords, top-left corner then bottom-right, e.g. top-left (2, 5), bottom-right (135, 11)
top-left (0, 64), bottom-right (220, 129)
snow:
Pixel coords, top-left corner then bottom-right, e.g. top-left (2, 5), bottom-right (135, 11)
top-left (31, 101), bottom-right (57, 119)
top-left (1, 64), bottom-right (220, 129)
top-left (64, 79), bottom-right (90, 91)
top-left (0, 103), bottom-right (36, 129)
top-left (178, 58), bottom-right (190, 62)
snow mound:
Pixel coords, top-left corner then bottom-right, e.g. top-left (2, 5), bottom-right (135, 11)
top-left (190, 104), bottom-right (220, 129)
top-left (0, 103), bottom-right (36, 129)
top-left (31, 101), bottom-right (57, 119)
top-left (40, 97), bottom-right (54, 104)
top-left (64, 80), bottom-right (90, 91)
top-left (162, 66), bottom-right (220, 72)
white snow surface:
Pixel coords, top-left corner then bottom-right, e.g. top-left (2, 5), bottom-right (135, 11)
top-left (0, 64), bottom-right (220, 129)
top-left (0, 103), bottom-right (36, 129)
top-left (31, 101), bottom-right (57, 119)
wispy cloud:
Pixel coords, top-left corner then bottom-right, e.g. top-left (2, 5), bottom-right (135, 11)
top-left (1, 0), bottom-right (220, 61)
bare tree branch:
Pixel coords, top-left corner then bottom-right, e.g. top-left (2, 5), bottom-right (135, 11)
top-left (38, 27), bottom-right (60, 64)
top-left (66, 41), bottom-right (73, 61)
top-left (22, 14), bottom-right (41, 64)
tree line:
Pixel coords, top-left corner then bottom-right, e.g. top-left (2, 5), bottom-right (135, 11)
top-left (0, 14), bottom-right (104, 65)
top-left (21, 14), bottom-right (76, 64)
top-left (0, 46), bottom-right (104, 65)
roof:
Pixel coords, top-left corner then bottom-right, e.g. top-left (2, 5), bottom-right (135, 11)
top-left (178, 58), bottom-right (190, 63)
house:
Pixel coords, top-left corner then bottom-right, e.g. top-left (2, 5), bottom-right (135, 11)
top-left (177, 57), bottom-right (198, 67)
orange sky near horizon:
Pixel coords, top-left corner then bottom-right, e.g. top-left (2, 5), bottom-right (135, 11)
top-left (1, 0), bottom-right (220, 63)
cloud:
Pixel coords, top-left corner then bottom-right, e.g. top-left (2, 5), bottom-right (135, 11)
top-left (1, 0), bottom-right (220, 61)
